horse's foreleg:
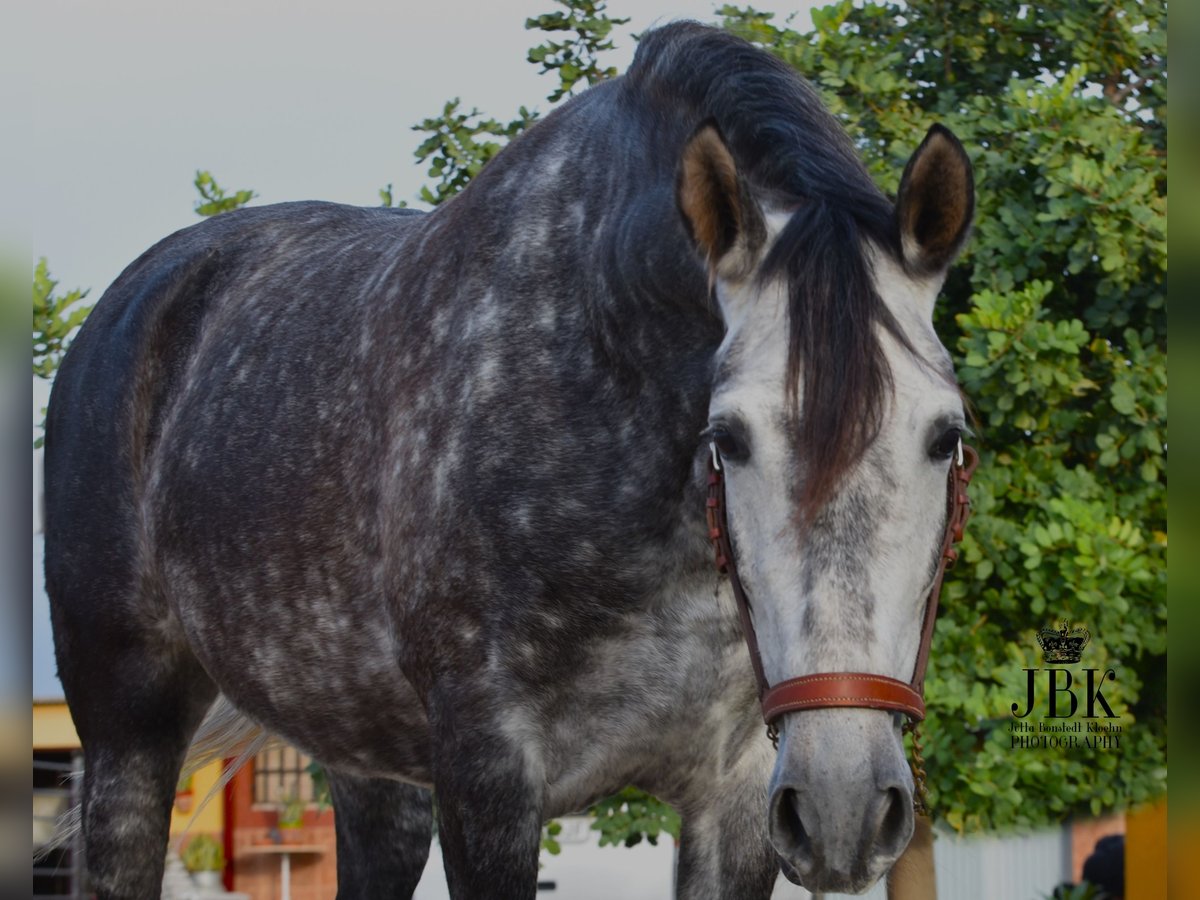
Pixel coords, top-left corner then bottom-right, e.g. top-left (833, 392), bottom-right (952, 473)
top-left (327, 770), bottom-right (433, 899)
top-left (428, 702), bottom-right (544, 900)
top-left (673, 768), bottom-right (780, 900)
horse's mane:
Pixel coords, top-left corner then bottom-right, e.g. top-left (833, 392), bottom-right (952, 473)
top-left (629, 23), bottom-right (913, 515)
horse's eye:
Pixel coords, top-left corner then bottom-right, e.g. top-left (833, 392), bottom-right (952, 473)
top-left (710, 426), bottom-right (748, 462)
top-left (929, 427), bottom-right (961, 461)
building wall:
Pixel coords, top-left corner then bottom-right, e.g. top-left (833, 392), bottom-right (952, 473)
top-left (32, 702), bottom-right (78, 749)
top-left (228, 759), bottom-right (338, 900)
top-left (1070, 812), bottom-right (1125, 882)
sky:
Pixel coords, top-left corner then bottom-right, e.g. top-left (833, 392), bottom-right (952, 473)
top-left (25, 0), bottom-right (820, 308)
top-left (25, 0), bottom-right (823, 697)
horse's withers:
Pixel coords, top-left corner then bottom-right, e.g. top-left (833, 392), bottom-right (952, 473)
top-left (678, 122), bottom-right (974, 893)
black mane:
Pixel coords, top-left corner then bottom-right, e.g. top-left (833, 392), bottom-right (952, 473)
top-left (629, 23), bottom-right (911, 514)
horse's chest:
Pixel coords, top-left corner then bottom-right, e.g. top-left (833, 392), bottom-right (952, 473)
top-left (525, 591), bottom-right (759, 815)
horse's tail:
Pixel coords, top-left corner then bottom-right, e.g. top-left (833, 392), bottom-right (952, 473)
top-left (37, 696), bottom-right (278, 859)
top-left (176, 695), bottom-right (277, 834)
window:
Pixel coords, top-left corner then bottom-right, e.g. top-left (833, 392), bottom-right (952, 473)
top-left (252, 744), bottom-right (317, 807)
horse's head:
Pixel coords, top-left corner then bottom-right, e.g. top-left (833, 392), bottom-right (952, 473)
top-left (679, 122), bottom-right (974, 893)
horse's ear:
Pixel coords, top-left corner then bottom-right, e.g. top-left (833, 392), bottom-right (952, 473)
top-left (677, 121), bottom-right (764, 280)
top-left (896, 124), bottom-right (974, 277)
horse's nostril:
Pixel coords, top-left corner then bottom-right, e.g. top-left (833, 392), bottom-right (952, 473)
top-left (771, 787), bottom-right (813, 866)
top-left (874, 786), bottom-right (911, 858)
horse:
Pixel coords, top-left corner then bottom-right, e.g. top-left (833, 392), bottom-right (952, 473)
top-left (44, 21), bottom-right (975, 899)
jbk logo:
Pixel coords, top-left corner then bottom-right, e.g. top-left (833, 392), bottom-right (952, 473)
top-left (1010, 666), bottom-right (1118, 719)
top-left (1007, 620), bottom-right (1122, 751)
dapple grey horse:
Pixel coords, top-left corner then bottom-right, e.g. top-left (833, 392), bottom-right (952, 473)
top-left (44, 21), bottom-right (974, 899)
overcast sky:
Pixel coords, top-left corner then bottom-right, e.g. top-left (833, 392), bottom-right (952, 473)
top-left (25, 0), bottom-right (820, 303)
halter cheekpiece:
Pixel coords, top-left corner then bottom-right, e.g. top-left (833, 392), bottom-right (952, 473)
top-left (705, 441), bottom-right (979, 759)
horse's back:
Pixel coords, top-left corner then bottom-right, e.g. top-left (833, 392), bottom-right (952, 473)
top-left (45, 201), bottom-right (421, 575)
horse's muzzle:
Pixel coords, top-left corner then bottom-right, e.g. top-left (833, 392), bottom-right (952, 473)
top-left (767, 708), bottom-right (914, 894)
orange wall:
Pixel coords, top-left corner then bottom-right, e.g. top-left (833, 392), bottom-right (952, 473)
top-left (1126, 799), bottom-right (1167, 900)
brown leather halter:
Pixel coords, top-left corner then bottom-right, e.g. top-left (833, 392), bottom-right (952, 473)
top-left (705, 441), bottom-right (979, 748)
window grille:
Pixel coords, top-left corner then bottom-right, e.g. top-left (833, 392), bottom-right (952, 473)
top-left (33, 750), bottom-right (85, 899)
top-left (252, 744), bottom-right (316, 806)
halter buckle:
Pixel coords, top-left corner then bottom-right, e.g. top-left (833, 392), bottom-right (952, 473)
top-left (710, 442), bottom-right (722, 472)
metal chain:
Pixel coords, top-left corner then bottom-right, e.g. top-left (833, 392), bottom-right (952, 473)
top-left (903, 720), bottom-right (930, 816)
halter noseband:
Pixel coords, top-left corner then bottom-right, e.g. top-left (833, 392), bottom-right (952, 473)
top-left (705, 441), bottom-right (979, 745)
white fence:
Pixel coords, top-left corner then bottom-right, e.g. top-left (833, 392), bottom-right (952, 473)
top-left (414, 816), bottom-right (1070, 900)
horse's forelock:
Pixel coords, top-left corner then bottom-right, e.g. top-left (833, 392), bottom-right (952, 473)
top-left (759, 201), bottom-right (912, 521)
top-left (627, 22), bottom-right (918, 519)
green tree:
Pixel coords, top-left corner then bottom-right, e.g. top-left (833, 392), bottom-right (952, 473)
top-left (32, 258), bottom-right (91, 447)
top-left (32, 258), bottom-right (90, 382)
top-left (588, 786), bottom-right (681, 848)
top-left (405, 101), bottom-right (538, 207)
top-left (525, 0), bottom-right (630, 101)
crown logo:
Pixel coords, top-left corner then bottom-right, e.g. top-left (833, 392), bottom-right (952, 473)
top-left (1036, 620), bottom-right (1090, 664)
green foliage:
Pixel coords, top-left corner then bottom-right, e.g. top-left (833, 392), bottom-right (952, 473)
top-left (588, 786), bottom-right (681, 848)
top-left (719, 0), bottom-right (1166, 832)
top-left (181, 833), bottom-right (225, 872)
top-left (541, 819), bottom-right (563, 855)
top-left (33, 258), bottom-right (92, 447)
top-left (193, 170), bottom-right (256, 217)
top-left (33, 258), bottom-right (91, 381)
top-left (378, 183), bottom-right (405, 208)
top-left (526, 0), bottom-right (630, 101)
top-left (411, 101), bottom-right (538, 206)
top-left (277, 792), bottom-right (306, 828)
top-left (305, 759), bottom-right (332, 812)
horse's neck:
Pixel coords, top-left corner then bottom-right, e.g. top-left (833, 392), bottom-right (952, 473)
top-left (426, 127), bottom-right (720, 399)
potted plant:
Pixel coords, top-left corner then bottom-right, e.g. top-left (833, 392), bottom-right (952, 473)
top-left (174, 773), bottom-right (194, 813)
top-left (277, 792), bottom-right (306, 842)
top-left (181, 834), bottom-right (224, 889)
